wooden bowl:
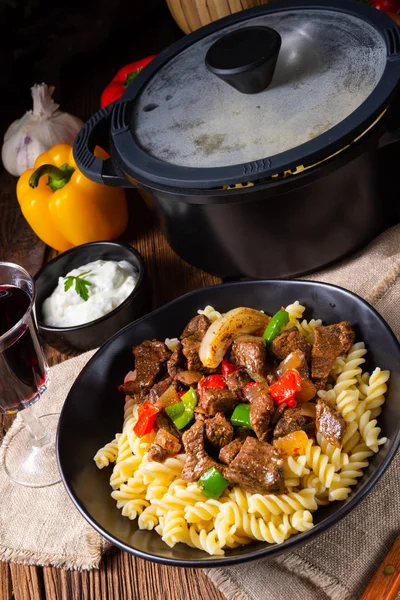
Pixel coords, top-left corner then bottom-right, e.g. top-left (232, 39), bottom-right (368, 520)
top-left (166, 0), bottom-right (271, 34)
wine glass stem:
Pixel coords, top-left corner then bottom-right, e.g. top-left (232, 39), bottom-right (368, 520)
top-left (20, 405), bottom-right (50, 446)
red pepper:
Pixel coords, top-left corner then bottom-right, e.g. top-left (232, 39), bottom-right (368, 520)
top-left (369, 0), bottom-right (400, 13)
top-left (286, 397), bottom-right (297, 408)
top-left (100, 56), bottom-right (156, 107)
top-left (198, 374), bottom-right (227, 395)
top-left (269, 369), bottom-right (301, 406)
top-left (133, 400), bottom-right (159, 437)
top-left (221, 360), bottom-right (239, 376)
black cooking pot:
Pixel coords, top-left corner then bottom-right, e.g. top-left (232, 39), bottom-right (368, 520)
top-left (74, 0), bottom-right (400, 279)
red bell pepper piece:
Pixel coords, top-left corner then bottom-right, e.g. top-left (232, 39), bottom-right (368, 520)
top-left (133, 400), bottom-right (159, 437)
top-left (221, 360), bottom-right (239, 376)
top-left (100, 56), bottom-right (156, 107)
top-left (269, 369), bottom-right (301, 407)
top-left (286, 396), bottom-right (297, 408)
top-left (369, 0), bottom-right (400, 14)
top-left (198, 374), bottom-right (227, 395)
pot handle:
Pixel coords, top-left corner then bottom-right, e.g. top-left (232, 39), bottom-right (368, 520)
top-left (73, 102), bottom-right (134, 187)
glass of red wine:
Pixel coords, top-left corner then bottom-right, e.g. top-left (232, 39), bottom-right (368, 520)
top-left (0, 262), bottom-right (60, 487)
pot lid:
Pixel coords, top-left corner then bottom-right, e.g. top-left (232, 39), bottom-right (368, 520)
top-left (111, 0), bottom-right (400, 189)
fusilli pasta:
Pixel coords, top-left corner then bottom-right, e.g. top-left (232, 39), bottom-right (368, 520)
top-left (285, 301), bottom-right (306, 323)
top-left (94, 435), bottom-right (120, 469)
top-left (328, 443), bottom-right (374, 501)
top-left (94, 303), bottom-right (389, 556)
top-left (165, 337), bottom-right (180, 352)
top-left (197, 305), bottom-right (222, 322)
top-left (304, 439), bottom-right (338, 489)
top-left (363, 368), bottom-right (390, 419)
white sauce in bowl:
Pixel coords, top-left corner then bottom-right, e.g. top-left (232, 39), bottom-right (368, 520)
top-left (42, 259), bottom-right (139, 327)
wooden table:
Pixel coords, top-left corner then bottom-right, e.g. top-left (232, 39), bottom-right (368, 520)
top-left (0, 160), bottom-right (229, 600)
top-left (0, 3), bottom-right (227, 595)
top-left (3, 1), bottom-right (400, 596)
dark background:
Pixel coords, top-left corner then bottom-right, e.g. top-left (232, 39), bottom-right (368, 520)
top-left (0, 0), bottom-right (181, 136)
top-left (0, 0), bottom-right (182, 275)
top-left (1, 0), bottom-right (399, 232)
top-left (1, 0), bottom-right (398, 144)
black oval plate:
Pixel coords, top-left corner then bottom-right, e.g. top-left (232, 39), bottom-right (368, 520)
top-left (57, 280), bottom-right (400, 567)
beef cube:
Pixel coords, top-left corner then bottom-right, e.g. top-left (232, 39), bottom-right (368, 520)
top-left (148, 377), bottom-right (173, 403)
top-left (271, 328), bottom-right (312, 363)
top-left (179, 315), bottom-right (211, 371)
top-left (219, 438), bottom-right (245, 465)
top-left (272, 403), bottom-right (287, 425)
top-left (273, 407), bottom-right (314, 438)
top-left (181, 336), bottom-right (203, 371)
top-left (181, 314), bottom-right (210, 340)
top-left (205, 412), bottom-right (234, 450)
top-left (133, 340), bottom-right (171, 388)
top-left (235, 426), bottom-right (256, 440)
top-left (181, 422), bottom-right (218, 481)
top-left (167, 342), bottom-right (185, 377)
top-left (118, 372), bottom-right (147, 404)
top-left (232, 335), bottom-right (268, 380)
top-left (224, 369), bottom-right (252, 397)
top-left (147, 444), bottom-right (169, 462)
top-left (199, 387), bottom-right (239, 416)
top-left (148, 427), bottom-right (182, 463)
top-left (242, 384), bottom-right (274, 442)
top-left (316, 399), bottom-right (346, 448)
top-left (154, 413), bottom-right (182, 442)
top-left (224, 437), bottom-right (284, 494)
top-left (175, 370), bottom-right (204, 386)
top-left (313, 378), bottom-right (328, 392)
top-left (312, 322), bottom-right (355, 380)
top-left (194, 411), bottom-right (206, 423)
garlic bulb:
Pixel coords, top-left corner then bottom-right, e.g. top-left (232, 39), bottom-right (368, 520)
top-left (1, 83), bottom-right (83, 176)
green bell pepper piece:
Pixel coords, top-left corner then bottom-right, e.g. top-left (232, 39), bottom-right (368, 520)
top-left (262, 309), bottom-right (289, 345)
top-left (197, 466), bottom-right (229, 499)
top-left (181, 387), bottom-right (197, 410)
top-left (165, 387), bottom-right (198, 430)
top-left (165, 402), bottom-right (185, 420)
top-left (230, 403), bottom-right (252, 429)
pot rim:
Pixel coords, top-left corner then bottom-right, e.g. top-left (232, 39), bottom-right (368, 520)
top-left (122, 116), bottom-right (386, 205)
top-left (111, 0), bottom-right (400, 189)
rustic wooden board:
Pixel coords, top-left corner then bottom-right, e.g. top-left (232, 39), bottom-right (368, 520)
top-left (9, 564), bottom-right (44, 600)
top-left (0, 173), bottom-right (225, 600)
top-left (0, 2), bottom-right (228, 597)
top-left (0, 563), bottom-right (12, 600)
top-left (42, 551), bottom-right (225, 600)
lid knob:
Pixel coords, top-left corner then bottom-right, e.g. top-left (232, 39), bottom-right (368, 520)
top-left (205, 26), bottom-right (281, 94)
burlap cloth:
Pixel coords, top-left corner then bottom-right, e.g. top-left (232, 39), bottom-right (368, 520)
top-left (1, 225), bottom-right (400, 600)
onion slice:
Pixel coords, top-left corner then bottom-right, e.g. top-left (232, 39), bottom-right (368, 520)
top-left (296, 378), bottom-right (317, 402)
top-left (154, 385), bottom-right (180, 410)
top-left (275, 350), bottom-right (304, 378)
top-left (199, 307), bottom-right (270, 369)
top-left (299, 402), bottom-right (317, 419)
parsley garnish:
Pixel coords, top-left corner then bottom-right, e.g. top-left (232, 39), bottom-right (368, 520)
top-left (64, 270), bottom-right (92, 301)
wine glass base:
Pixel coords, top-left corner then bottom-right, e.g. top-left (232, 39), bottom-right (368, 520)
top-left (3, 413), bottom-right (61, 488)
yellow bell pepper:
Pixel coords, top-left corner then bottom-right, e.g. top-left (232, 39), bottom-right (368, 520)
top-left (16, 143), bottom-right (128, 252)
